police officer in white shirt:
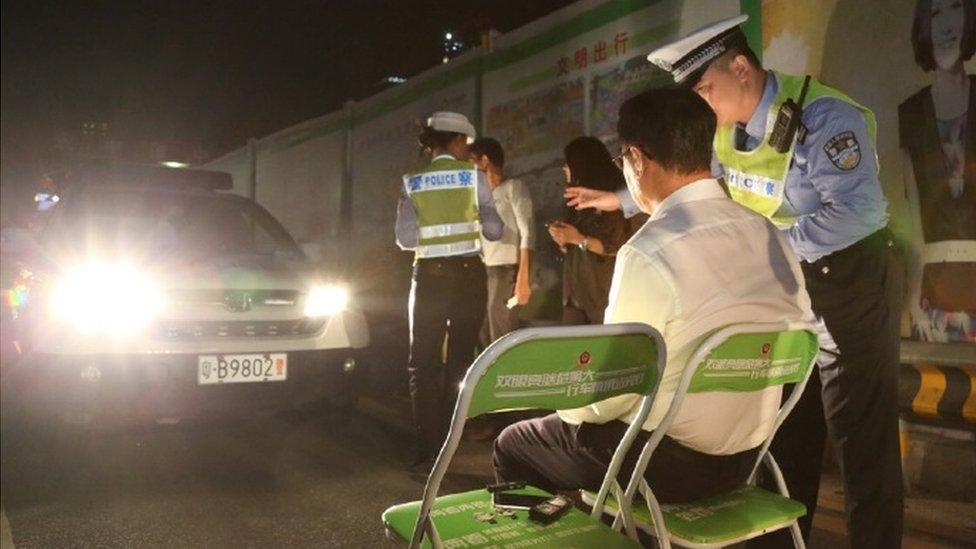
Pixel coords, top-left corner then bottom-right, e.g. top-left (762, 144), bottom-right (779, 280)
top-left (493, 89), bottom-right (816, 507)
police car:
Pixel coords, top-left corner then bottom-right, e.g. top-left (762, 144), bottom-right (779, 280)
top-left (2, 164), bottom-right (369, 426)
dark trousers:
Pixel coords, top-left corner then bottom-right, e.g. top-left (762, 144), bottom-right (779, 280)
top-left (409, 255), bottom-right (487, 457)
top-left (750, 229), bottom-right (904, 548)
top-left (562, 302), bottom-right (604, 325)
top-left (480, 264), bottom-right (518, 344)
top-left (492, 414), bottom-right (758, 504)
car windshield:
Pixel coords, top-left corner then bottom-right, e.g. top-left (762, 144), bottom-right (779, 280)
top-left (45, 187), bottom-right (303, 262)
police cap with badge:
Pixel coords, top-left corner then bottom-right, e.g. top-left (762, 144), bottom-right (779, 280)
top-left (646, 14), bottom-right (752, 87)
top-left (427, 111), bottom-right (477, 144)
top-left (647, 14), bottom-right (810, 153)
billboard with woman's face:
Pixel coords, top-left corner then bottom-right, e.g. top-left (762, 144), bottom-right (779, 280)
top-left (764, 0), bottom-right (976, 343)
top-left (900, 0), bottom-right (976, 342)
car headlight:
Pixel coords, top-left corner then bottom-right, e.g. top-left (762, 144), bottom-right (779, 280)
top-left (304, 284), bottom-right (349, 317)
top-left (49, 262), bottom-right (163, 335)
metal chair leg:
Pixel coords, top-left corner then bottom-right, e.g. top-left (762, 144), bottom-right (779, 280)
top-left (788, 519), bottom-right (806, 549)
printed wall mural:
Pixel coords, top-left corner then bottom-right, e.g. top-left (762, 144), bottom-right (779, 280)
top-left (900, 0), bottom-right (976, 342)
top-left (485, 79), bottom-right (585, 159)
top-left (204, 0), bottom-right (976, 343)
top-left (764, 0), bottom-right (976, 343)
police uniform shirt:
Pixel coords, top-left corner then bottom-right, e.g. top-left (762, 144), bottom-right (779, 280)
top-left (619, 72), bottom-right (888, 263)
top-left (395, 154), bottom-right (504, 250)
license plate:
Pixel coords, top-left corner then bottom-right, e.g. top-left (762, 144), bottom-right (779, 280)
top-left (198, 353), bottom-right (287, 385)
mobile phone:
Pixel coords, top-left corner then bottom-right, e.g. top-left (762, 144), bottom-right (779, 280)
top-left (486, 481), bottom-right (526, 493)
top-left (529, 494), bottom-right (573, 524)
top-left (492, 491), bottom-right (550, 509)
top-left (529, 495), bottom-right (573, 524)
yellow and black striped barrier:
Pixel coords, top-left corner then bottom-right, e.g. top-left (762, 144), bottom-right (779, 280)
top-left (898, 340), bottom-right (976, 427)
top-left (900, 363), bottom-right (976, 425)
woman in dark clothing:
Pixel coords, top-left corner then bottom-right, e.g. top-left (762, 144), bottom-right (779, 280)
top-left (548, 136), bottom-right (628, 325)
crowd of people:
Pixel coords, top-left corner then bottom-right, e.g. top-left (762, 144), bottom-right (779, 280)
top-left (395, 14), bottom-right (902, 547)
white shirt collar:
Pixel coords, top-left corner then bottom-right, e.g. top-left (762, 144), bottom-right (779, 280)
top-left (432, 154), bottom-right (456, 161)
top-left (650, 178), bottom-right (726, 221)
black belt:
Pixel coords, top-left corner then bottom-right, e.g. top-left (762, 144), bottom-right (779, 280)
top-left (415, 254), bottom-right (482, 269)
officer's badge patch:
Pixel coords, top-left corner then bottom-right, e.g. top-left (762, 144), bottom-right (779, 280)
top-left (458, 170), bottom-right (472, 184)
top-left (823, 131), bottom-right (861, 170)
top-left (408, 175), bottom-right (423, 191)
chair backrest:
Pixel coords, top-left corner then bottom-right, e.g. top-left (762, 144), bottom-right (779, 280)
top-left (685, 327), bottom-right (817, 395)
top-left (408, 323), bottom-right (666, 549)
top-left (614, 322), bottom-right (818, 539)
top-left (467, 324), bottom-right (663, 417)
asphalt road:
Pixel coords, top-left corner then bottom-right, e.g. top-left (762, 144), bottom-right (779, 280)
top-left (1, 404), bottom-right (965, 548)
top-left (0, 410), bottom-right (488, 548)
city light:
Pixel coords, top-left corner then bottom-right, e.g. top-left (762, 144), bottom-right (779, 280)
top-left (442, 31), bottom-right (464, 64)
top-left (160, 161), bottom-right (189, 168)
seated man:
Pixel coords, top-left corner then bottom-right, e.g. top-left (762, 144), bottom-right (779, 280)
top-left (492, 88), bottom-right (815, 504)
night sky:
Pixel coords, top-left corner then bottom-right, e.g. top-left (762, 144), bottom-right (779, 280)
top-left (1, 0), bottom-right (573, 164)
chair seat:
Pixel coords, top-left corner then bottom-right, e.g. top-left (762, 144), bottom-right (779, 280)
top-left (581, 485), bottom-right (806, 546)
top-left (383, 486), bottom-right (640, 548)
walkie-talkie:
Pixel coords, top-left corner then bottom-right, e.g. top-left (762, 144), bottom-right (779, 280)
top-left (768, 75), bottom-right (812, 153)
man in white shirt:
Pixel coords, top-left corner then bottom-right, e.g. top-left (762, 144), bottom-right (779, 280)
top-left (468, 138), bottom-right (535, 343)
top-left (492, 88), bottom-right (815, 503)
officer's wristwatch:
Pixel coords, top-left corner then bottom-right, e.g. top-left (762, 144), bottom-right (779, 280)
top-left (578, 237), bottom-right (589, 252)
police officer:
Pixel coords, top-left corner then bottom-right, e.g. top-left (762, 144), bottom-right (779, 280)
top-left (566, 15), bottom-right (902, 548)
top-left (395, 112), bottom-right (503, 469)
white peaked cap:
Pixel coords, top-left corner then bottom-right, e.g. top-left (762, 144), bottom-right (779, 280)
top-left (427, 111), bottom-right (476, 144)
top-left (647, 14), bottom-right (749, 84)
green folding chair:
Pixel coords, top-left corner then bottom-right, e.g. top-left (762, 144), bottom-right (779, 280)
top-left (382, 323), bottom-right (666, 548)
top-left (581, 322), bottom-right (819, 548)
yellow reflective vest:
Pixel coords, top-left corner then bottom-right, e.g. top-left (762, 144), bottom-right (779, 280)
top-left (403, 157), bottom-right (481, 258)
top-left (714, 72), bottom-right (877, 228)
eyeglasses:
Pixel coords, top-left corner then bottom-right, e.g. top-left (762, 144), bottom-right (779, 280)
top-left (611, 150), bottom-right (628, 171)
top-left (613, 146), bottom-right (650, 171)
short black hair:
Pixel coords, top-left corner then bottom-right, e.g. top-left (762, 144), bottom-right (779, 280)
top-left (911, 0), bottom-right (976, 71)
top-left (418, 126), bottom-right (461, 153)
top-left (468, 137), bottom-right (505, 168)
top-left (617, 88), bottom-right (716, 174)
top-left (683, 36), bottom-right (760, 88)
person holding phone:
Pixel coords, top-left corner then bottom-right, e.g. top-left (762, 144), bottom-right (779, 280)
top-left (548, 136), bottom-right (627, 325)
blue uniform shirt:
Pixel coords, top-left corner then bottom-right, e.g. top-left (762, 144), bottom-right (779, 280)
top-left (620, 72), bottom-right (888, 262)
